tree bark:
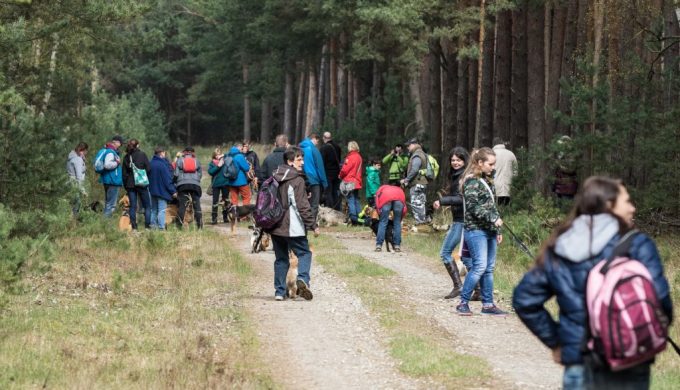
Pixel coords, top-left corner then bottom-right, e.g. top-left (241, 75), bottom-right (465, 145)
top-left (442, 39), bottom-right (458, 154)
top-left (305, 65), bottom-right (318, 136)
top-left (493, 11), bottom-right (512, 144)
top-left (295, 66), bottom-right (307, 143)
top-left (527, 4), bottom-right (545, 152)
top-left (467, 57), bottom-right (477, 149)
top-left (284, 70), bottom-right (294, 140)
top-left (546, 2), bottom-right (567, 143)
top-left (315, 44), bottom-right (328, 130)
top-left (479, 12), bottom-right (495, 148)
top-left (41, 33), bottom-right (59, 114)
top-left (456, 54), bottom-right (469, 148)
top-left (337, 62), bottom-right (347, 128)
top-left (409, 68), bottom-right (426, 138)
top-left (474, 0), bottom-right (487, 147)
top-left (429, 43), bottom-right (442, 154)
top-left (590, 0), bottom-right (605, 171)
top-left (558, 0), bottom-right (578, 135)
top-left (330, 38), bottom-right (338, 108)
top-left (260, 99), bottom-right (272, 144)
top-left (371, 61), bottom-right (381, 119)
top-left (243, 63), bottom-right (251, 142)
top-left (511, 4), bottom-right (528, 149)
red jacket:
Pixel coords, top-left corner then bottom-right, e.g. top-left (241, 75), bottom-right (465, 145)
top-left (339, 150), bottom-right (363, 189)
top-left (375, 185), bottom-right (407, 217)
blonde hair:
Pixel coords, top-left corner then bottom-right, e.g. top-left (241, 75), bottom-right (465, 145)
top-left (212, 147), bottom-right (222, 159)
top-left (460, 147), bottom-right (495, 190)
top-left (347, 141), bottom-right (360, 152)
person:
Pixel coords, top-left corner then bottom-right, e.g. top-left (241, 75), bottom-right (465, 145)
top-left (149, 146), bottom-right (177, 229)
top-left (269, 147), bottom-right (319, 301)
top-left (401, 138), bottom-right (429, 224)
top-left (66, 142), bottom-right (88, 215)
top-left (242, 140), bottom-right (259, 191)
top-left (320, 131), bottom-right (343, 211)
top-left (299, 133), bottom-right (328, 221)
top-left (174, 146), bottom-right (203, 228)
top-left (382, 143), bottom-right (408, 186)
top-left (339, 141), bottom-right (363, 225)
top-left (456, 147), bottom-right (507, 316)
top-left (552, 135), bottom-right (578, 207)
top-left (226, 144), bottom-right (252, 206)
top-left (208, 148), bottom-right (229, 224)
top-left (433, 147), bottom-right (469, 299)
top-left (259, 134), bottom-right (288, 183)
top-left (492, 137), bottom-right (517, 206)
top-left (365, 159), bottom-right (381, 207)
top-left (94, 135), bottom-right (124, 217)
top-left (374, 184), bottom-right (407, 253)
top-left (122, 139), bottom-right (152, 230)
top-left (513, 177), bottom-right (673, 389)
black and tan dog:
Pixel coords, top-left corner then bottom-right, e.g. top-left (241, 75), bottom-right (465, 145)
top-left (366, 206), bottom-right (395, 252)
top-left (225, 200), bottom-right (257, 233)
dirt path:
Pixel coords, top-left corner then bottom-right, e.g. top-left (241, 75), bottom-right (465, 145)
top-left (330, 231), bottom-right (563, 389)
top-left (213, 225), bottom-right (430, 389)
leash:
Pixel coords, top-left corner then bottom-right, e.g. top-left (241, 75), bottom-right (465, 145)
top-left (502, 222), bottom-right (535, 260)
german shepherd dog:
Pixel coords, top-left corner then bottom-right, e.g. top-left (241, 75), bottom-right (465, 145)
top-left (367, 206), bottom-right (395, 252)
top-left (225, 200), bottom-right (257, 233)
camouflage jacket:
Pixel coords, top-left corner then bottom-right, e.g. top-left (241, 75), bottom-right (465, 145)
top-left (463, 175), bottom-right (500, 233)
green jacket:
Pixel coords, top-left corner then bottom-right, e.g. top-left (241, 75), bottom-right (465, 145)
top-left (365, 166), bottom-right (381, 198)
top-left (208, 160), bottom-right (230, 188)
top-left (463, 175), bottom-right (500, 233)
top-left (382, 152), bottom-right (408, 181)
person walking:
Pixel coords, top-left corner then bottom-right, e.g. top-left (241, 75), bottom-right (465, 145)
top-left (320, 131), bottom-right (343, 210)
top-left (365, 159), bottom-right (381, 207)
top-left (93, 135), bottom-right (124, 217)
top-left (122, 139), bottom-right (152, 230)
top-left (374, 184), bottom-right (407, 253)
top-left (149, 147), bottom-right (177, 229)
top-left (259, 134), bottom-right (288, 183)
top-left (270, 147), bottom-right (319, 301)
top-left (66, 142), bottom-right (88, 215)
top-left (401, 138), bottom-right (429, 224)
top-left (339, 141), bottom-right (363, 225)
top-left (492, 137), bottom-right (517, 206)
top-left (208, 148), bottom-right (230, 224)
top-left (299, 133), bottom-right (328, 221)
top-left (382, 143), bottom-right (408, 186)
top-left (174, 146), bottom-right (203, 229)
top-left (513, 177), bottom-right (673, 389)
top-left (226, 144), bottom-right (252, 206)
top-left (456, 147), bottom-right (507, 316)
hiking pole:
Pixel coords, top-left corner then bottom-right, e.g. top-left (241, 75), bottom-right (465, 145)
top-left (502, 222), bottom-right (535, 260)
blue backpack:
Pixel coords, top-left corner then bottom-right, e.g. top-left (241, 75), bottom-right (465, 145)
top-left (93, 148), bottom-right (111, 174)
top-left (222, 156), bottom-right (239, 180)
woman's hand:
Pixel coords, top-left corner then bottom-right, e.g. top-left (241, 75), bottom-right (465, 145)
top-left (433, 200), bottom-right (440, 210)
top-left (494, 217), bottom-right (503, 228)
top-left (497, 234), bottom-right (503, 245)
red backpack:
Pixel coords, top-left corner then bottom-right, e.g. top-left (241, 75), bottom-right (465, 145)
top-left (181, 155), bottom-right (197, 173)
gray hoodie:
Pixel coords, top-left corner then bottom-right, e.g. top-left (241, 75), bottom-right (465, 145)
top-left (66, 150), bottom-right (86, 186)
top-left (553, 213), bottom-right (620, 263)
top-left (174, 154), bottom-right (202, 188)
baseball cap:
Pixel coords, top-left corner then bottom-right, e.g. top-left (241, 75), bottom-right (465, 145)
top-left (111, 135), bottom-right (125, 143)
top-left (404, 137), bottom-right (419, 146)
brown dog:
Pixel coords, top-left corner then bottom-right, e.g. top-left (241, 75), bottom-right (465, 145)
top-left (118, 195), bottom-right (132, 231)
top-left (286, 251), bottom-right (299, 299)
top-left (166, 201), bottom-right (194, 227)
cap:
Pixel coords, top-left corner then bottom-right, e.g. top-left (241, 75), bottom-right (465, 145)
top-left (404, 137), bottom-right (419, 146)
top-left (111, 135), bottom-right (125, 143)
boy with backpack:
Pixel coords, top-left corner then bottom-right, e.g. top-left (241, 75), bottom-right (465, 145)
top-left (401, 138), bottom-right (430, 224)
top-left (173, 146), bottom-right (203, 229)
top-left (93, 135), bottom-right (124, 217)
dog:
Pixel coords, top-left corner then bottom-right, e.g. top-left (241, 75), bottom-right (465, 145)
top-left (317, 206), bottom-right (346, 227)
top-left (366, 206), bottom-right (395, 252)
top-left (225, 201), bottom-right (256, 233)
top-left (286, 250), bottom-right (299, 299)
top-left (118, 195), bottom-right (132, 231)
top-left (248, 225), bottom-right (271, 253)
top-left (166, 200), bottom-right (194, 227)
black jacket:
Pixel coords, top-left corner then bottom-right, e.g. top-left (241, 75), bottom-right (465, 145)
top-left (438, 168), bottom-right (464, 222)
top-left (258, 147), bottom-right (286, 182)
top-left (122, 148), bottom-right (151, 190)
top-left (320, 141), bottom-right (342, 178)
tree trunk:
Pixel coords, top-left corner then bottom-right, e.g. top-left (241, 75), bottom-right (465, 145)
top-left (337, 62), bottom-right (347, 128)
top-left (456, 54), bottom-right (469, 148)
top-left (315, 44), bottom-right (328, 130)
top-left (558, 0), bottom-right (578, 135)
top-left (243, 63), bottom-right (251, 142)
top-left (408, 68), bottom-right (426, 138)
top-left (474, 0), bottom-right (487, 147)
top-left (442, 39), bottom-right (458, 154)
top-left (527, 3), bottom-right (545, 159)
top-left (546, 2), bottom-right (567, 143)
top-left (295, 66), bottom-right (307, 143)
top-left (421, 53), bottom-right (433, 134)
top-left (662, 1), bottom-right (679, 107)
top-left (429, 42), bottom-right (442, 155)
top-left (479, 12), bottom-right (495, 148)
top-left (511, 4), bottom-right (528, 149)
top-left (284, 70), bottom-right (294, 140)
top-left (352, 73), bottom-right (359, 121)
top-left (589, 0), bottom-right (605, 172)
top-left (467, 57), bottom-right (477, 149)
top-left (493, 10), bottom-right (512, 144)
top-left (330, 38), bottom-right (338, 108)
top-left (260, 99), bottom-right (272, 144)
top-left (41, 33), bottom-right (59, 114)
top-left (187, 109), bottom-right (192, 146)
top-left (371, 61), bottom-right (381, 119)
top-left (305, 65), bottom-right (318, 136)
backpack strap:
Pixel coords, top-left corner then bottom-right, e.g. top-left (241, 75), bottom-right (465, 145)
top-left (668, 337), bottom-right (680, 356)
top-left (600, 229), bottom-right (639, 274)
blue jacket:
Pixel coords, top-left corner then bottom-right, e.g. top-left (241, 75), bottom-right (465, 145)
top-left (149, 155), bottom-right (176, 201)
top-left (512, 214), bottom-right (673, 366)
top-left (225, 146), bottom-right (251, 187)
top-left (299, 138), bottom-right (328, 188)
top-left (96, 145), bottom-right (123, 186)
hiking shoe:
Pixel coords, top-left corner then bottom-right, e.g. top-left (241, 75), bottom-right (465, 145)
top-left (456, 302), bottom-right (473, 316)
top-left (481, 305), bottom-right (508, 316)
top-left (393, 246), bottom-right (401, 253)
top-left (375, 246), bottom-right (382, 252)
top-left (275, 295), bottom-right (284, 301)
top-left (296, 279), bottom-right (313, 301)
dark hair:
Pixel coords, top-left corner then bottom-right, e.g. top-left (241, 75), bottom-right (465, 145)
top-left (394, 143), bottom-right (403, 149)
top-left (493, 137), bottom-right (505, 147)
top-left (284, 146), bottom-right (302, 163)
top-left (183, 146), bottom-right (195, 153)
top-left (370, 158), bottom-right (381, 166)
top-left (126, 139), bottom-right (139, 153)
top-left (309, 133), bottom-right (320, 141)
top-left (537, 176), bottom-right (630, 265)
top-left (75, 142), bottom-right (89, 153)
top-left (154, 146), bottom-right (165, 155)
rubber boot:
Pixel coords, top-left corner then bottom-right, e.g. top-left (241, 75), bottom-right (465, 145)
top-left (443, 262), bottom-right (462, 299)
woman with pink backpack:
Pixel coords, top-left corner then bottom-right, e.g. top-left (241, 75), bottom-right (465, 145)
top-left (513, 177), bottom-right (673, 389)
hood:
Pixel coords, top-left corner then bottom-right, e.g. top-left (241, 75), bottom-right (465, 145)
top-left (272, 146), bottom-right (287, 153)
top-left (152, 155), bottom-right (168, 163)
top-left (299, 138), bottom-right (314, 149)
top-left (68, 150), bottom-right (81, 161)
top-left (273, 164), bottom-right (301, 183)
top-left (553, 213), bottom-right (620, 262)
top-left (228, 146), bottom-right (241, 156)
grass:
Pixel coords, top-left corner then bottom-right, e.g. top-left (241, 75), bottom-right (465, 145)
top-left (0, 226), bottom-right (275, 389)
top-left (310, 234), bottom-right (499, 388)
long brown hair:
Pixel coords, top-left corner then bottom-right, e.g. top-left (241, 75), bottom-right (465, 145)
top-left (126, 139), bottom-right (140, 154)
top-left (536, 176), bottom-right (631, 265)
top-left (459, 147), bottom-right (495, 191)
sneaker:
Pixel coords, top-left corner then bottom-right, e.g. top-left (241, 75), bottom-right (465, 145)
top-left (393, 246), bottom-right (401, 253)
top-left (456, 302), bottom-right (473, 316)
top-left (296, 279), bottom-right (313, 301)
top-left (274, 295), bottom-right (284, 301)
top-left (481, 305), bottom-right (508, 315)
top-left (374, 246), bottom-right (382, 252)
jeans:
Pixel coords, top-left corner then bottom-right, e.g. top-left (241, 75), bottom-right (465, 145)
top-left (178, 189), bottom-right (202, 228)
top-left (324, 177), bottom-right (342, 211)
top-left (409, 184), bottom-right (427, 223)
top-left (440, 222), bottom-right (464, 264)
top-left (128, 187), bottom-right (151, 229)
top-left (309, 184), bottom-right (322, 222)
top-left (460, 229), bottom-right (497, 305)
top-left (563, 362), bottom-right (650, 390)
top-left (103, 185), bottom-right (120, 217)
top-left (376, 201), bottom-right (403, 246)
top-left (212, 186), bottom-right (229, 223)
top-left (563, 365), bottom-right (586, 390)
top-left (271, 234), bottom-right (312, 297)
top-left (346, 189), bottom-right (361, 223)
top-left (150, 196), bottom-right (168, 229)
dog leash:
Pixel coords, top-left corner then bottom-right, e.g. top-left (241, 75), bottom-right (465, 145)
top-left (502, 222), bottom-right (535, 260)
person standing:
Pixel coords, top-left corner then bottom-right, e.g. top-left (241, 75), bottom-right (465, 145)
top-left (299, 133), bottom-right (328, 221)
top-left (66, 142), bottom-right (88, 215)
top-left (208, 148), bottom-right (230, 224)
top-left (401, 138), bottom-right (429, 224)
top-left (320, 131), bottom-right (343, 211)
top-left (226, 144), bottom-right (252, 206)
top-left (122, 139), bottom-right (152, 230)
top-left (259, 134), bottom-right (288, 183)
top-left (339, 141), bottom-right (363, 225)
top-left (149, 147), bottom-right (177, 229)
top-left (270, 147), bottom-right (319, 301)
top-left (374, 184), bottom-right (407, 253)
top-left (382, 143), bottom-right (409, 186)
top-left (242, 140), bottom-right (259, 191)
top-left (492, 137), bottom-right (517, 206)
top-left (94, 135), bottom-right (124, 218)
top-left (174, 146), bottom-right (203, 229)
top-left (365, 159), bottom-right (381, 207)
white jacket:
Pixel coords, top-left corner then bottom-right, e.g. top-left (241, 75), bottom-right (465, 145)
top-left (492, 144), bottom-right (517, 197)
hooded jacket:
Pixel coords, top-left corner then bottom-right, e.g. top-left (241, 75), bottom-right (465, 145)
top-left (66, 150), bottom-right (86, 186)
top-left (149, 155), bottom-right (177, 201)
top-left (174, 152), bottom-right (203, 188)
top-left (438, 168), bottom-right (465, 222)
top-left (258, 147), bottom-right (286, 182)
top-left (95, 144), bottom-right (123, 186)
top-left (299, 138), bottom-right (328, 188)
top-left (513, 214), bottom-right (673, 366)
top-left (382, 152), bottom-right (408, 181)
top-left (365, 165), bottom-right (381, 198)
top-left (339, 150), bottom-right (363, 190)
top-left (268, 164), bottom-right (317, 237)
top-left (208, 158), bottom-right (230, 188)
top-left (122, 148), bottom-right (151, 190)
top-left (225, 146), bottom-right (252, 187)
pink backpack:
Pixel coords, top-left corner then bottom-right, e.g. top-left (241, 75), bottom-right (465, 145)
top-left (586, 230), bottom-right (671, 371)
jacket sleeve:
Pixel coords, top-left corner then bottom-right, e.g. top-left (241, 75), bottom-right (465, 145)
top-left (104, 151), bottom-right (118, 170)
top-left (439, 194), bottom-right (463, 206)
top-left (339, 158), bottom-right (350, 179)
top-left (634, 235), bottom-right (673, 322)
top-left (208, 162), bottom-right (220, 176)
top-left (313, 149), bottom-right (328, 188)
top-left (197, 161), bottom-right (203, 181)
top-left (142, 153), bottom-right (151, 173)
top-left (405, 156), bottom-right (421, 182)
top-left (75, 157), bottom-right (86, 183)
top-left (294, 178), bottom-right (317, 230)
top-left (236, 155), bottom-right (250, 172)
top-left (512, 267), bottom-right (560, 350)
top-left (122, 155), bottom-right (131, 182)
top-left (382, 153), bottom-right (393, 165)
top-left (164, 164), bottom-right (177, 195)
top-left (464, 179), bottom-right (500, 224)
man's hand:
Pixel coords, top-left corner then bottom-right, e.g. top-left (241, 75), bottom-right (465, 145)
top-left (172, 193), bottom-right (178, 199)
top-left (400, 179), bottom-right (408, 187)
top-left (433, 200), bottom-right (440, 210)
top-left (313, 228), bottom-right (320, 237)
top-left (494, 217), bottom-right (503, 228)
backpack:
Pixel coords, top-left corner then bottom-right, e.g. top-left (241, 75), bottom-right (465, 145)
top-left (222, 155), bottom-right (239, 180)
top-left (181, 155), bottom-right (197, 173)
top-left (585, 230), bottom-right (671, 371)
top-left (93, 148), bottom-right (111, 174)
top-left (253, 176), bottom-right (285, 230)
top-left (420, 154), bottom-right (438, 182)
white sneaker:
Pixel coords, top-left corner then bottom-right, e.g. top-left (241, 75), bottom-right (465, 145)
top-left (275, 295), bottom-right (284, 301)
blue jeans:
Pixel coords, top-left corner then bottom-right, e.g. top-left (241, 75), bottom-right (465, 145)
top-left (440, 222), bottom-right (464, 264)
top-left (460, 229), bottom-right (497, 305)
top-left (347, 189), bottom-right (361, 223)
top-left (376, 201), bottom-right (403, 246)
top-left (128, 187), bottom-right (151, 229)
top-left (150, 196), bottom-right (168, 229)
top-left (103, 185), bottom-right (120, 217)
top-left (271, 234), bottom-right (312, 297)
